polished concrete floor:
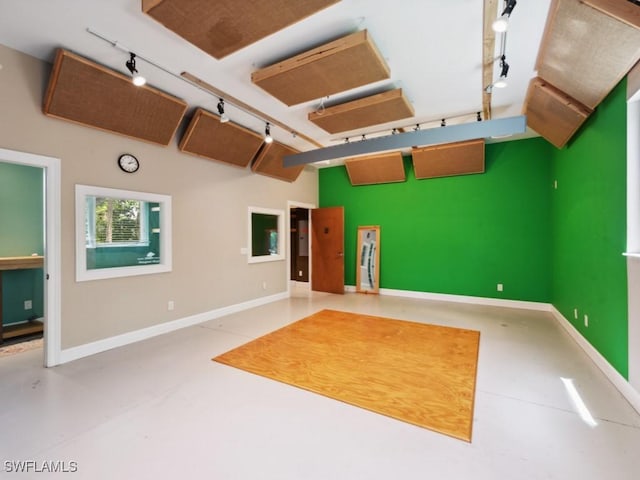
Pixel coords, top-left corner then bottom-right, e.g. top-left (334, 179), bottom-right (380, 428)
top-left (1, 288), bottom-right (639, 479)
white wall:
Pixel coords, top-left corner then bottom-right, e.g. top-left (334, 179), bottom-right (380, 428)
top-left (0, 44), bottom-right (318, 350)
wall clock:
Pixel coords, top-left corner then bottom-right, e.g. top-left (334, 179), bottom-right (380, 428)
top-left (118, 154), bottom-right (139, 173)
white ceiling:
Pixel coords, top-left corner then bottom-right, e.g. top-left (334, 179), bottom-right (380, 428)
top-left (0, 0), bottom-right (552, 163)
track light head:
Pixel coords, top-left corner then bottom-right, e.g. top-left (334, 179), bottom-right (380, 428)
top-left (264, 122), bottom-right (273, 143)
top-left (441, 119), bottom-right (446, 127)
top-left (492, 0), bottom-right (517, 32)
top-left (125, 53), bottom-right (146, 86)
top-left (492, 55), bottom-right (509, 88)
top-left (477, 112), bottom-right (482, 122)
top-left (217, 99), bottom-right (229, 123)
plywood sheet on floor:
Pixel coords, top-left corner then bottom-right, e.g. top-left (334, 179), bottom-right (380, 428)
top-left (214, 309), bottom-right (480, 441)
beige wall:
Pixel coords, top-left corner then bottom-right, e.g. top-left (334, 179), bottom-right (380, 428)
top-left (0, 45), bottom-right (318, 349)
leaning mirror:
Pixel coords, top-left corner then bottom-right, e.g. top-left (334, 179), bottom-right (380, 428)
top-left (75, 185), bottom-right (172, 281)
top-left (356, 226), bottom-right (380, 293)
top-left (248, 206), bottom-right (285, 263)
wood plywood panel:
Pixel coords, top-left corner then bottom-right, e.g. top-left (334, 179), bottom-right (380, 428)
top-left (252, 30), bottom-right (390, 106)
top-left (345, 152), bottom-right (405, 186)
top-left (179, 108), bottom-right (264, 168)
top-left (251, 141), bottom-right (305, 182)
top-left (142, 0), bottom-right (340, 59)
top-left (523, 77), bottom-right (592, 149)
top-left (537, 0), bottom-right (640, 109)
top-left (581, 0), bottom-right (640, 29)
top-left (309, 89), bottom-right (414, 133)
top-left (412, 139), bottom-right (485, 180)
top-left (43, 49), bottom-right (186, 146)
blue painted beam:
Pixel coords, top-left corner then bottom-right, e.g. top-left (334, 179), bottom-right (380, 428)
top-left (284, 115), bottom-right (527, 167)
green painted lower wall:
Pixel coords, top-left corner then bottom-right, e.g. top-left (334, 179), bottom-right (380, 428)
top-left (551, 80), bottom-right (629, 378)
top-left (0, 161), bottom-right (45, 325)
top-left (319, 137), bottom-right (553, 302)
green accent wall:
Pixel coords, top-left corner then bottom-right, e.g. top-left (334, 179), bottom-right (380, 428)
top-left (318, 80), bottom-right (630, 379)
top-left (319, 137), bottom-right (553, 302)
top-left (551, 80), bottom-right (629, 377)
top-left (0, 161), bottom-right (45, 325)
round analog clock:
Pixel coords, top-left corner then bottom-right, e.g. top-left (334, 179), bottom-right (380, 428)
top-left (118, 154), bottom-right (139, 173)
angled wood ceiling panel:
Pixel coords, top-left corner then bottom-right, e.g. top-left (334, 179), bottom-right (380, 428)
top-left (142, 0), bottom-right (340, 59)
top-left (252, 30), bottom-right (390, 106)
top-left (581, 0), bottom-right (640, 29)
top-left (308, 89), bottom-right (414, 133)
top-left (523, 77), bottom-right (592, 149)
top-left (251, 142), bottom-right (305, 182)
top-left (43, 49), bottom-right (187, 146)
top-left (345, 152), bottom-right (405, 186)
top-left (412, 139), bottom-right (485, 180)
top-left (179, 108), bottom-right (264, 167)
top-left (536, 0), bottom-right (640, 110)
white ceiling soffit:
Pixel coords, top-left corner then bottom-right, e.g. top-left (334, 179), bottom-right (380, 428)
top-left (0, 0), bottom-right (551, 159)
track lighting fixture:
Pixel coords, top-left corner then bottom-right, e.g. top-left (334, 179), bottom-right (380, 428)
top-left (361, 134), bottom-right (367, 141)
top-left (441, 119), bottom-right (446, 127)
top-left (264, 122), bottom-right (273, 143)
top-left (125, 53), bottom-right (146, 87)
top-left (492, 0), bottom-right (517, 33)
top-left (493, 55), bottom-right (509, 88)
top-left (477, 112), bottom-right (482, 122)
top-left (217, 98), bottom-right (229, 123)
top-left (392, 128), bottom-right (398, 135)
top-left (414, 124), bottom-right (420, 132)
top-left (345, 138), bottom-right (350, 143)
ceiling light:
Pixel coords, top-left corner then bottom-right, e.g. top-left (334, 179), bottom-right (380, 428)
top-left (441, 119), bottom-right (446, 127)
top-left (492, 55), bottom-right (509, 88)
top-left (477, 112), bottom-right (482, 122)
top-left (125, 52), bottom-right (146, 87)
top-left (217, 98), bottom-right (229, 123)
top-left (492, 0), bottom-right (517, 33)
top-left (264, 122), bottom-right (273, 143)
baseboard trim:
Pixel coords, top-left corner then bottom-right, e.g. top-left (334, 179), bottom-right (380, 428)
top-left (58, 292), bottom-right (289, 365)
top-left (550, 306), bottom-right (640, 414)
top-left (345, 285), bottom-right (553, 312)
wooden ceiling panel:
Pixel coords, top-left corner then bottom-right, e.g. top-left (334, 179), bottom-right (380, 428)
top-left (345, 152), bottom-right (405, 186)
top-left (537, 0), bottom-right (640, 109)
top-left (581, 0), bottom-right (640, 30)
top-left (523, 77), bottom-right (592, 149)
top-left (251, 142), bottom-right (305, 182)
top-left (142, 0), bottom-right (340, 59)
top-left (43, 49), bottom-right (187, 146)
top-left (179, 108), bottom-right (264, 167)
top-left (308, 89), bottom-right (414, 133)
top-left (412, 139), bottom-right (485, 180)
top-left (251, 30), bottom-right (390, 106)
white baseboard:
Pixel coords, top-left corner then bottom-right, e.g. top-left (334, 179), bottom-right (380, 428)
top-left (58, 292), bottom-right (289, 365)
top-left (346, 285), bottom-right (554, 312)
top-left (550, 306), bottom-right (640, 414)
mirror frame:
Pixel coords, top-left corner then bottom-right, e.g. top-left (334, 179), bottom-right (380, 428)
top-left (248, 206), bottom-right (285, 264)
top-left (75, 184), bottom-right (172, 281)
top-left (356, 225), bottom-right (380, 294)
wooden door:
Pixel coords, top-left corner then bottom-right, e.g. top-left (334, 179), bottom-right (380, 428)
top-left (311, 207), bottom-right (344, 294)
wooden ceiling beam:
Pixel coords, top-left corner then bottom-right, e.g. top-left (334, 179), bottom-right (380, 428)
top-left (482, 0), bottom-right (499, 120)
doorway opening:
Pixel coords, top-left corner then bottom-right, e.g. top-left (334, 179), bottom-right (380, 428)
top-left (290, 207), bottom-right (310, 284)
top-left (0, 148), bottom-right (61, 367)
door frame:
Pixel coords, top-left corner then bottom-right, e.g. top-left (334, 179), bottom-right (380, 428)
top-left (287, 200), bottom-right (316, 294)
top-left (0, 148), bottom-right (61, 367)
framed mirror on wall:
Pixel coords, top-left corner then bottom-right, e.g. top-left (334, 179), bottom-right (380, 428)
top-left (75, 185), bottom-right (172, 281)
top-left (356, 225), bottom-right (380, 293)
top-left (248, 206), bottom-right (285, 263)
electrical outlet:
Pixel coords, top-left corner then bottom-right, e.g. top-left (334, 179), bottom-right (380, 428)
top-left (262, 281), bottom-right (267, 290)
top-left (584, 314), bottom-right (589, 327)
top-left (24, 300), bottom-right (32, 310)
top-left (497, 283), bottom-right (503, 292)
top-left (554, 180), bottom-right (558, 189)
top-left (299, 270), bottom-right (303, 277)
top-left (574, 308), bottom-right (578, 319)
top-left (168, 300), bottom-right (174, 311)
